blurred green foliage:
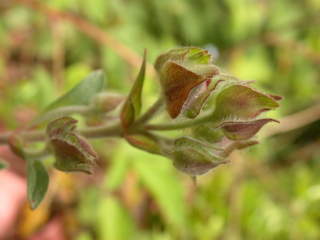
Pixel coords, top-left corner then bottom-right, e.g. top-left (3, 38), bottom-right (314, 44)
top-left (0, 0), bottom-right (320, 239)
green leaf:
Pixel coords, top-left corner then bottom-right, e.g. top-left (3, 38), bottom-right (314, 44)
top-left (134, 152), bottom-right (188, 230)
top-left (121, 51), bottom-right (146, 128)
top-left (46, 70), bottom-right (105, 110)
top-left (31, 70), bottom-right (105, 126)
top-left (47, 117), bottom-right (98, 174)
top-left (91, 92), bottom-right (124, 113)
top-left (96, 196), bottom-right (135, 240)
top-left (103, 144), bottom-right (130, 191)
top-left (27, 159), bottom-right (49, 209)
top-left (0, 160), bottom-right (8, 170)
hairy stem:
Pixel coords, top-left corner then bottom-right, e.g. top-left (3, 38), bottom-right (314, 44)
top-left (144, 113), bottom-right (214, 131)
top-left (134, 97), bottom-right (164, 126)
top-left (0, 122), bottom-right (122, 145)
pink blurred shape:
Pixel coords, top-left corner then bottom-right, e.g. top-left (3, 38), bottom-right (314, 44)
top-left (0, 170), bottom-right (26, 238)
top-left (29, 217), bottom-right (66, 240)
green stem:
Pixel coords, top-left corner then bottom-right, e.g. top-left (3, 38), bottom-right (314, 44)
top-left (0, 122), bottom-right (122, 145)
top-left (24, 145), bottom-right (51, 159)
top-left (144, 113), bottom-right (215, 131)
top-left (80, 122), bottom-right (122, 138)
top-left (134, 97), bottom-right (164, 126)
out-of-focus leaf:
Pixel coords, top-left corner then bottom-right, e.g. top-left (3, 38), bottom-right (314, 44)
top-left (121, 51), bottom-right (146, 129)
top-left (76, 232), bottom-right (93, 240)
top-left (220, 118), bottom-right (279, 140)
top-left (91, 92), bottom-right (124, 113)
top-left (0, 160), bottom-right (8, 170)
top-left (47, 117), bottom-right (98, 174)
top-left (103, 143), bottom-right (130, 191)
top-left (31, 71), bottom-right (105, 126)
top-left (27, 159), bottom-right (49, 209)
top-left (133, 150), bottom-right (188, 230)
top-left (46, 70), bottom-right (105, 110)
top-left (212, 84), bottom-right (280, 121)
top-left (172, 136), bottom-right (226, 176)
top-left (96, 196), bottom-right (135, 240)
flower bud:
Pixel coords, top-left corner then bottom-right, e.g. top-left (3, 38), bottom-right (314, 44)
top-left (155, 47), bottom-right (220, 118)
top-left (47, 117), bottom-right (98, 174)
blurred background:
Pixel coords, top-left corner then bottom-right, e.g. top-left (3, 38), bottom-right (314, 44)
top-left (0, 0), bottom-right (320, 239)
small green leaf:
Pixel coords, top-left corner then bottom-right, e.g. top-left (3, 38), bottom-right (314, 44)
top-left (121, 51), bottom-right (146, 128)
top-left (0, 160), bottom-right (8, 170)
top-left (27, 159), bottom-right (49, 209)
top-left (47, 70), bottom-right (105, 110)
top-left (31, 71), bottom-right (105, 126)
top-left (47, 117), bottom-right (98, 174)
top-left (91, 92), bottom-right (124, 113)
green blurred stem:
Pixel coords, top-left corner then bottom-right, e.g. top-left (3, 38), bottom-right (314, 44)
top-left (80, 122), bottom-right (122, 139)
top-left (145, 113), bottom-right (215, 131)
top-left (24, 145), bottom-right (51, 159)
top-left (0, 122), bottom-right (122, 145)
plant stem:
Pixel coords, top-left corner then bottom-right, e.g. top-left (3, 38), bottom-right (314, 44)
top-left (134, 97), bottom-right (164, 126)
top-left (0, 122), bottom-right (122, 145)
top-left (24, 145), bottom-right (51, 159)
top-left (80, 122), bottom-right (122, 138)
top-left (144, 113), bottom-right (214, 131)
